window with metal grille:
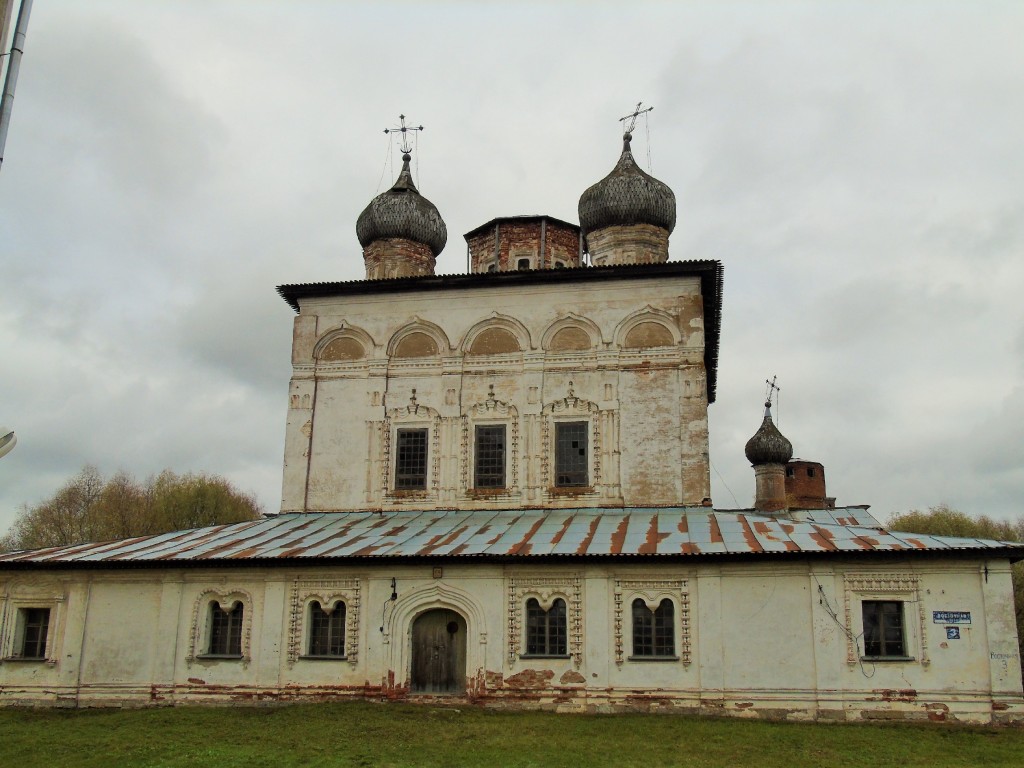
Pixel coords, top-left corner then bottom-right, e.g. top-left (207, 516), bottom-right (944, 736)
top-left (525, 598), bottom-right (568, 656)
top-left (17, 608), bottom-right (50, 659)
top-left (208, 602), bottom-right (244, 656)
top-left (631, 598), bottom-right (675, 658)
top-left (862, 600), bottom-right (907, 658)
top-left (474, 425), bottom-right (506, 488)
top-left (554, 421), bottom-right (588, 487)
top-left (396, 428), bottom-right (428, 490)
top-left (307, 600), bottom-right (346, 657)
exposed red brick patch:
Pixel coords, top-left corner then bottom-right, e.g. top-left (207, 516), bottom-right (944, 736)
top-left (559, 670), bottom-right (586, 685)
top-left (504, 669), bottom-right (555, 689)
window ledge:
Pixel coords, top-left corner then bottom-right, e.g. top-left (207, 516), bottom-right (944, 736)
top-left (298, 655), bottom-right (348, 661)
top-left (861, 656), bottom-right (916, 663)
top-left (519, 654), bottom-right (572, 660)
top-left (627, 655), bottom-right (680, 662)
top-left (1, 657), bottom-right (50, 663)
top-left (195, 654), bottom-right (244, 661)
top-left (548, 486), bottom-right (594, 496)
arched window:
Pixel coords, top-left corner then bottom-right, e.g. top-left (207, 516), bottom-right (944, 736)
top-left (208, 601), bottom-right (244, 657)
top-left (307, 600), bottom-right (346, 657)
top-left (631, 598), bottom-right (674, 658)
top-left (525, 598), bottom-right (567, 657)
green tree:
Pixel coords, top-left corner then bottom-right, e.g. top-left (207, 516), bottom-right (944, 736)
top-left (888, 504), bottom-right (1024, 676)
top-left (0, 466), bottom-right (263, 552)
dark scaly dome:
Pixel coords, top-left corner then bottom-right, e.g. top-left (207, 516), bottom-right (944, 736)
top-left (578, 132), bottom-right (677, 237)
top-left (356, 153), bottom-right (447, 256)
top-left (744, 402), bottom-right (794, 466)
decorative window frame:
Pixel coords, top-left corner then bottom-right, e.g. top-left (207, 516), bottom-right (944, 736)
top-left (507, 574), bottom-right (582, 668)
top-left (541, 386), bottom-right (603, 492)
top-left (287, 578), bottom-right (361, 666)
top-left (613, 578), bottom-right (691, 666)
top-left (379, 396), bottom-right (442, 498)
top-left (0, 578), bottom-right (66, 665)
top-left (187, 589), bottom-right (254, 666)
top-left (843, 573), bottom-right (928, 665)
top-left (461, 387), bottom-right (519, 495)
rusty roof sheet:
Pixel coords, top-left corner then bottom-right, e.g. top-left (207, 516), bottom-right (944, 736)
top-left (2, 508), bottom-right (1021, 567)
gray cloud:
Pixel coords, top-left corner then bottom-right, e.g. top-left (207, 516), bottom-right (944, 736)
top-left (2, 1), bottom-right (1023, 535)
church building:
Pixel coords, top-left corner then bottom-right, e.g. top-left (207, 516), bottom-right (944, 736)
top-left (1, 119), bottom-right (1022, 722)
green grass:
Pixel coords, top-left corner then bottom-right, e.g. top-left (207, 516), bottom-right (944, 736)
top-left (1, 702), bottom-right (1022, 768)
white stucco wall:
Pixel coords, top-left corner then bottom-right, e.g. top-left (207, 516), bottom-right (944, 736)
top-left (3, 556), bottom-right (1020, 722)
top-left (280, 275), bottom-right (711, 513)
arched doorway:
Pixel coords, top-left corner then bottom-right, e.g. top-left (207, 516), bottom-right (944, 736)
top-left (410, 608), bottom-right (467, 694)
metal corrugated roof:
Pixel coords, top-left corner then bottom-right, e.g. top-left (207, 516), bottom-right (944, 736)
top-left (2, 508), bottom-right (1021, 567)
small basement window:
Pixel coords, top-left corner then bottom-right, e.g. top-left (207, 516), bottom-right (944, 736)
top-left (517, 258), bottom-right (531, 270)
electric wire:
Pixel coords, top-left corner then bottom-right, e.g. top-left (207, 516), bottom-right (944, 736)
top-left (376, 132), bottom-right (393, 194)
top-left (812, 573), bottom-right (875, 678)
top-left (710, 458), bottom-right (740, 508)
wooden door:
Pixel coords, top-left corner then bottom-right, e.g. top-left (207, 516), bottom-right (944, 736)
top-left (411, 609), bottom-right (466, 694)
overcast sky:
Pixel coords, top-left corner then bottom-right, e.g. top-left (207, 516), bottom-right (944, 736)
top-left (1, 1), bottom-right (1022, 536)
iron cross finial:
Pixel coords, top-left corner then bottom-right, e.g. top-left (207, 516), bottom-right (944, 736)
top-left (384, 114), bottom-right (424, 155)
top-left (619, 102), bottom-right (654, 134)
top-left (764, 376), bottom-right (781, 408)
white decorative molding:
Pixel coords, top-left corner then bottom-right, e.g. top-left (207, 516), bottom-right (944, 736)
top-left (187, 588), bottom-right (254, 667)
top-left (461, 388), bottom-right (520, 493)
top-left (541, 389), bottom-right (605, 489)
top-left (386, 317), bottom-right (452, 356)
top-left (540, 313), bottom-right (604, 350)
top-left (287, 578), bottom-right (361, 666)
top-left (374, 395), bottom-right (443, 498)
top-left (0, 578), bottom-right (67, 665)
top-left (313, 323), bottom-right (376, 360)
top-left (612, 305), bottom-right (682, 348)
top-left (459, 313), bottom-right (533, 353)
top-left (507, 574), bottom-right (583, 668)
top-left (843, 573), bottom-right (928, 665)
top-left (613, 578), bottom-right (691, 666)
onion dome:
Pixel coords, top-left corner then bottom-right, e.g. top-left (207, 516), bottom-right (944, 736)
top-left (744, 402), bottom-right (794, 466)
top-left (578, 132), bottom-right (676, 237)
top-left (356, 153), bottom-right (447, 256)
